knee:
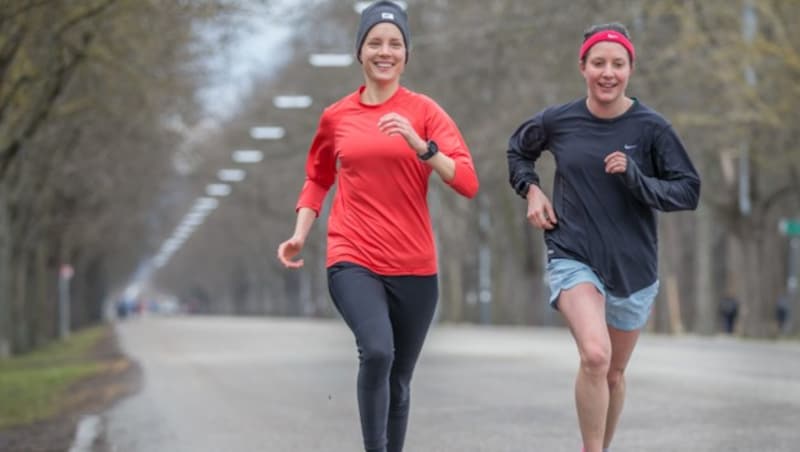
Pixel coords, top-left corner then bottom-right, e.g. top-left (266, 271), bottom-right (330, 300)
top-left (389, 381), bottom-right (411, 417)
top-left (359, 341), bottom-right (394, 372)
top-left (580, 343), bottom-right (611, 376)
top-left (607, 367), bottom-right (626, 390)
top-left (390, 375), bottom-right (410, 403)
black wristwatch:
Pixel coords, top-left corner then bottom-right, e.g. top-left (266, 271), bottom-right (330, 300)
top-left (417, 140), bottom-right (439, 161)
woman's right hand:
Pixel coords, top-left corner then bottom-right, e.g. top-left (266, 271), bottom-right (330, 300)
top-left (277, 236), bottom-right (305, 269)
top-left (526, 184), bottom-right (557, 230)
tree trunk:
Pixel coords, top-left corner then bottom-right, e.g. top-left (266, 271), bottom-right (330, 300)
top-left (83, 254), bottom-right (106, 326)
top-left (740, 230), bottom-right (775, 337)
top-left (12, 248), bottom-right (29, 353)
top-left (0, 195), bottom-right (11, 357)
top-left (786, 238), bottom-right (800, 336)
top-left (693, 202), bottom-right (716, 334)
top-left (444, 256), bottom-right (464, 322)
top-left (654, 215), bottom-right (684, 333)
top-left (33, 240), bottom-right (51, 346)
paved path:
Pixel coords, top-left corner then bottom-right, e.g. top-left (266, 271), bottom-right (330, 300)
top-left (103, 316), bottom-right (800, 451)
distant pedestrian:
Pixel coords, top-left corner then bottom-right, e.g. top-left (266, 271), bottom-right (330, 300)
top-left (506, 22), bottom-right (701, 452)
top-left (776, 294), bottom-right (789, 333)
top-left (116, 299), bottom-right (128, 319)
top-left (719, 295), bottom-right (739, 334)
top-left (277, 2), bottom-right (479, 451)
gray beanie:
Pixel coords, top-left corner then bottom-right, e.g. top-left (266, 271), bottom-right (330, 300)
top-left (355, 1), bottom-right (410, 63)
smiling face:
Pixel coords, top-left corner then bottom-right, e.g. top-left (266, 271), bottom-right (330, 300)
top-left (359, 22), bottom-right (406, 86)
top-left (580, 41), bottom-right (633, 108)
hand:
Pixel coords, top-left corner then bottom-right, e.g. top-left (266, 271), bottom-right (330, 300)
top-left (526, 184), bottom-right (557, 230)
top-left (377, 112), bottom-right (426, 155)
top-left (277, 236), bottom-right (305, 269)
top-left (604, 151), bottom-right (628, 174)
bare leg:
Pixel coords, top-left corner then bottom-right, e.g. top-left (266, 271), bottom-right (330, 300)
top-left (603, 326), bottom-right (641, 449)
top-left (557, 283), bottom-right (610, 452)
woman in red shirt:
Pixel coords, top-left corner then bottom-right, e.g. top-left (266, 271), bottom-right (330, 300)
top-left (277, 2), bottom-right (478, 451)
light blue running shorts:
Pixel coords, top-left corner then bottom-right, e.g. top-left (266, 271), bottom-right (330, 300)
top-left (546, 258), bottom-right (660, 331)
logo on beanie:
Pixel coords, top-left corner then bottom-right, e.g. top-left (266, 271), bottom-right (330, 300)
top-left (381, 12), bottom-right (395, 20)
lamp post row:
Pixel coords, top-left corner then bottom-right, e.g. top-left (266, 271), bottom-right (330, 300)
top-left (87, 2), bottom-right (387, 329)
top-left (149, 48), bottom-right (355, 273)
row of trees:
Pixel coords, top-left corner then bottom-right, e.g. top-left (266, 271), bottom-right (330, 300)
top-left (154, 0), bottom-right (799, 338)
top-left (0, 0), bottom-right (261, 355)
top-left (1, 1), bottom-right (798, 357)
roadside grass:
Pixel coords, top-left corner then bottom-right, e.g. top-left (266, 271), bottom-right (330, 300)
top-left (0, 326), bottom-right (108, 429)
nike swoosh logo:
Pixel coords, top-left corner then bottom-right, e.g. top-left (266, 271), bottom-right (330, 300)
top-left (624, 144), bottom-right (636, 150)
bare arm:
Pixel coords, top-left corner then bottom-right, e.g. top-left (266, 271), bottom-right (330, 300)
top-left (526, 184), bottom-right (557, 230)
top-left (276, 207), bottom-right (317, 269)
top-left (413, 139), bottom-right (456, 182)
top-left (377, 112), bottom-right (456, 182)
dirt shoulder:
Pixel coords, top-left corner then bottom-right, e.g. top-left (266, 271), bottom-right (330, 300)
top-left (0, 326), bottom-right (141, 452)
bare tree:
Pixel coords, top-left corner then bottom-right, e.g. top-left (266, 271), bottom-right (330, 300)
top-left (0, 0), bottom-right (244, 355)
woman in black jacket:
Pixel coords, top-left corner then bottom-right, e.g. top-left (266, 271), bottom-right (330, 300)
top-left (507, 23), bottom-right (700, 452)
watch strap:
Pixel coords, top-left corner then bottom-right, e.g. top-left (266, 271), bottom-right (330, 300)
top-left (418, 140), bottom-right (438, 161)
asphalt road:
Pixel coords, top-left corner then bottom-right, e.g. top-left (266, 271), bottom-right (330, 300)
top-left (102, 316), bottom-right (800, 452)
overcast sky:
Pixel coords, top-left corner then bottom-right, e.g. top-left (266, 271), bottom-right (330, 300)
top-left (197, 3), bottom-right (296, 119)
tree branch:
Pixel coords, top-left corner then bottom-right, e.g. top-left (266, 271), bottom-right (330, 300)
top-left (0, 0), bottom-right (58, 23)
top-left (763, 172), bottom-right (800, 217)
top-left (0, 74), bottom-right (33, 123)
top-left (0, 41), bottom-right (90, 181)
top-left (0, 23), bottom-right (27, 85)
top-left (55, 0), bottom-right (118, 38)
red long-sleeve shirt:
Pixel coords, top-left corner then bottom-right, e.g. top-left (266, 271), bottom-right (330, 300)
top-left (296, 86), bottom-right (479, 275)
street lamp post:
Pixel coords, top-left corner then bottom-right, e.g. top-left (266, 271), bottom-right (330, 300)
top-left (206, 183), bottom-right (232, 197)
top-left (354, 1), bottom-right (406, 13)
top-left (273, 95), bottom-right (313, 109)
top-left (309, 53), bottom-right (354, 67)
top-left (271, 92), bottom-right (317, 315)
top-left (233, 150), bottom-right (264, 163)
top-left (250, 126), bottom-right (285, 140)
top-left (218, 169), bottom-right (246, 182)
top-left (151, 147), bottom-right (261, 273)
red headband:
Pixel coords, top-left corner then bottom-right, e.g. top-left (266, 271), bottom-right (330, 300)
top-left (579, 31), bottom-right (635, 62)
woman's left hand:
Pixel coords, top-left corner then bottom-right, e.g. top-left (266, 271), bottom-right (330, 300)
top-left (378, 112), bottom-right (427, 155)
top-left (604, 151), bottom-right (628, 174)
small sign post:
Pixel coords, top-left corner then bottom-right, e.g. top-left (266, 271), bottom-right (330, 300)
top-left (59, 265), bottom-right (74, 339)
top-left (779, 219), bottom-right (799, 334)
top-left (779, 219), bottom-right (800, 237)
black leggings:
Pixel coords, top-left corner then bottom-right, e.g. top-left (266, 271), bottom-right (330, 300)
top-left (327, 262), bottom-right (438, 452)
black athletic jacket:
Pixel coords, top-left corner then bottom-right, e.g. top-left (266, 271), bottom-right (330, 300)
top-left (507, 98), bottom-right (701, 297)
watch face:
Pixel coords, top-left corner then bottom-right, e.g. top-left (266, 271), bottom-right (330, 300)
top-left (419, 140), bottom-right (439, 161)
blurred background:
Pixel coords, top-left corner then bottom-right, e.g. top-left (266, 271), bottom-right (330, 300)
top-left (1, 0), bottom-right (798, 358)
